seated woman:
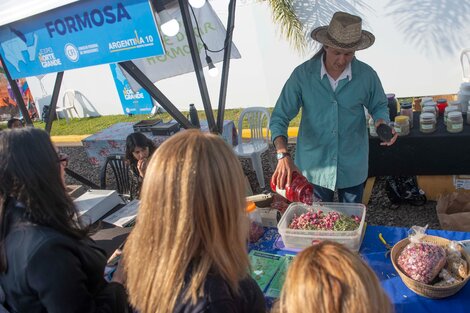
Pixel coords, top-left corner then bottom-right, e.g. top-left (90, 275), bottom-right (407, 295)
top-left (0, 128), bottom-right (128, 312)
top-left (122, 129), bottom-right (266, 313)
top-left (125, 132), bottom-right (157, 199)
top-left (125, 132), bottom-right (156, 179)
top-left (276, 241), bottom-right (392, 313)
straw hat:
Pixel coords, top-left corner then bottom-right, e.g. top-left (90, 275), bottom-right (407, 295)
top-left (311, 11), bottom-right (375, 51)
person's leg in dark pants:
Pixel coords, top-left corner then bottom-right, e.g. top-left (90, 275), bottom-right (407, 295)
top-left (337, 183), bottom-right (365, 203)
top-left (313, 184), bottom-right (335, 202)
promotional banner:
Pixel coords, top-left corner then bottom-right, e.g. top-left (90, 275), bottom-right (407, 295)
top-left (0, 0), bottom-right (164, 79)
top-left (109, 63), bottom-right (153, 115)
top-left (122, 2), bottom-right (241, 91)
top-left (0, 59), bottom-right (38, 120)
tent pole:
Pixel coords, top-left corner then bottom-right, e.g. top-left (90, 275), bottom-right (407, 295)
top-left (178, 0), bottom-right (217, 132)
top-left (0, 54), bottom-right (33, 126)
top-left (216, 0), bottom-right (236, 132)
top-left (45, 71), bottom-right (64, 134)
top-left (119, 61), bottom-right (193, 129)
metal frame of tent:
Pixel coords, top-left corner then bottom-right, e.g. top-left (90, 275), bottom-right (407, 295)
top-left (0, 0), bottom-right (237, 186)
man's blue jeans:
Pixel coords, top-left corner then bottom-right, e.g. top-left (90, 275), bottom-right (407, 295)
top-left (313, 182), bottom-right (365, 203)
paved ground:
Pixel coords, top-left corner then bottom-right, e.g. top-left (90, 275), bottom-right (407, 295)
top-left (61, 143), bottom-right (441, 231)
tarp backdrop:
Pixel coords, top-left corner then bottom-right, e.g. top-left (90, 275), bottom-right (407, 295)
top-left (121, 2), bottom-right (241, 92)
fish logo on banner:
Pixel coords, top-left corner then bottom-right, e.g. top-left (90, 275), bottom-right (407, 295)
top-left (0, 0), bottom-right (164, 79)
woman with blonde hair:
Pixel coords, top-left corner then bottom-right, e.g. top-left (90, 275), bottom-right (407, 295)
top-left (123, 129), bottom-right (265, 313)
top-left (277, 241), bottom-right (392, 313)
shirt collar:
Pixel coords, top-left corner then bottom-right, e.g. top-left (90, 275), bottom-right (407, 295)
top-left (320, 54), bottom-right (352, 81)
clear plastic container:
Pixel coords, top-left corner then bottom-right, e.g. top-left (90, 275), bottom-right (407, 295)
top-left (400, 102), bottom-right (414, 128)
top-left (421, 97), bottom-right (434, 104)
top-left (447, 111), bottom-right (463, 133)
top-left (448, 100), bottom-right (462, 113)
top-left (246, 201), bottom-right (264, 243)
top-left (419, 112), bottom-right (436, 133)
top-left (277, 202), bottom-right (366, 252)
top-left (422, 106), bottom-right (436, 115)
top-left (422, 102), bottom-right (437, 116)
top-left (444, 105), bottom-right (460, 126)
top-left (369, 118), bottom-right (378, 137)
top-left (394, 116), bottom-right (410, 136)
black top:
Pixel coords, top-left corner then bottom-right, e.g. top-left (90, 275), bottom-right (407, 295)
top-left (0, 199), bottom-right (128, 313)
top-left (173, 272), bottom-right (266, 313)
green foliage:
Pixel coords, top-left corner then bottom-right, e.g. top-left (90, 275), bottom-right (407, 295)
top-left (267, 0), bottom-right (306, 54)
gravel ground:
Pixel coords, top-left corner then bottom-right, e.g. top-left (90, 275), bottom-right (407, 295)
top-left (60, 144), bottom-right (441, 230)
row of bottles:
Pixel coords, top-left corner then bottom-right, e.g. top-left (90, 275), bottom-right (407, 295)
top-left (370, 95), bottom-right (470, 136)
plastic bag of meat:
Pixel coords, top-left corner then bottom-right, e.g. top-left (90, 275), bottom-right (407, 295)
top-left (445, 241), bottom-right (468, 279)
top-left (397, 225), bottom-right (447, 284)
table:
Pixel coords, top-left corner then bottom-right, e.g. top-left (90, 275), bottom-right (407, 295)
top-left (90, 203), bottom-right (132, 257)
top-left (82, 120), bottom-right (238, 166)
top-left (368, 113), bottom-right (470, 177)
top-left (249, 225), bottom-right (470, 313)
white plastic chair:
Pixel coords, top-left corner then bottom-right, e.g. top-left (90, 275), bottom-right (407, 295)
top-left (460, 48), bottom-right (470, 82)
top-left (233, 107), bottom-right (271, 189)
top-left (57, 89), bottom-right (79, 123)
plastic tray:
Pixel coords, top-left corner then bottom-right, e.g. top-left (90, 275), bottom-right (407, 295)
top-left (277, 202), bottom-right (366, 252)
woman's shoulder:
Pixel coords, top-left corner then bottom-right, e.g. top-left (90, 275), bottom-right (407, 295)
top-left (6, 223), bottom-right (80, 257)
top-left (173, 273), bottom-right (266, 313)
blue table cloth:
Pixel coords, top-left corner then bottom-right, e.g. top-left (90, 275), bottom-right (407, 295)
top-left (249, 225), bottom-right (470, 313)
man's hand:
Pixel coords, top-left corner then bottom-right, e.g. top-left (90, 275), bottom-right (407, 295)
top-left (375, 119), bottom-right (398, 146)
top-left (272, 155), bottom-right (299, 190)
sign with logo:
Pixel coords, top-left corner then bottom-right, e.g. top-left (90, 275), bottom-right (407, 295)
top-left (109, 63), bottom-right (153, 115)
top-left (121, 2), bottom-right (241, 91)
top-left (0, 0), bottom-right (164, 79)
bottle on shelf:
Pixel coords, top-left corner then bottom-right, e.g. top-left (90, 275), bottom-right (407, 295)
top-left (188, 103), bottom-right (200, 128)
top-left (386, 93), bottom-right (398, 121)
top-left (400, 102), bottom-right (413, 128)
top-left (270, 172), bottom-right (315, 205)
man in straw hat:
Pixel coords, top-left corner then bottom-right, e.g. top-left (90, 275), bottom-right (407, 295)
top-left (270, 11), bottom-right (397, 203)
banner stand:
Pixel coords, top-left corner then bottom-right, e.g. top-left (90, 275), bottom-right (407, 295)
top-left (178, 0), bottom-right (216, 132)
top-left (216, 0), bottom-right (236, 133)
top-left (45, 71), bottom-right (64, 134)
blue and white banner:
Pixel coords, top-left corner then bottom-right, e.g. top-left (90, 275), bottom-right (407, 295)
top-left (0, 0), bottom-right (164, 79)
top-left (109, 63), bottom-right (153, 115)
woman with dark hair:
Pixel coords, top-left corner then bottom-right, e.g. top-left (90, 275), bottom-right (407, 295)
top-left (6, 118), bottom-right (22, 129)
top-left (125, 132), bottom-right (156, 179)
top-left (0, 128), bottom-right (128, 312)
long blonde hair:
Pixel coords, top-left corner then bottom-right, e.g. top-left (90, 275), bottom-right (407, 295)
top-left (123, 130), bottom-right (249, 313)
top-left (278, 241), bottom-right (392, 313)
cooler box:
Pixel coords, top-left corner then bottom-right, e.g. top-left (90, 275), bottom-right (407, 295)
top-left (277, 202), bottom-right (366, 252)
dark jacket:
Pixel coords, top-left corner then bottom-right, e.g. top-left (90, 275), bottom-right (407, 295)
top-left (0, 200), bottom-right (128, 313)
top-left (174, 272), bottom-right (266, 313)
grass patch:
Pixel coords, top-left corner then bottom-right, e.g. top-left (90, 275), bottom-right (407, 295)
top-left (26, 108), bottom-right (303, 136)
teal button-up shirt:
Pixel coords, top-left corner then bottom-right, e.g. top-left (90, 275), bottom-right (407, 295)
top-left (270, 56), bottom-right (390, 190)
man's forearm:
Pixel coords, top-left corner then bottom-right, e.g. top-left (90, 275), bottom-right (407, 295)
top-left (274, 136), bottom-right (288, 153)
